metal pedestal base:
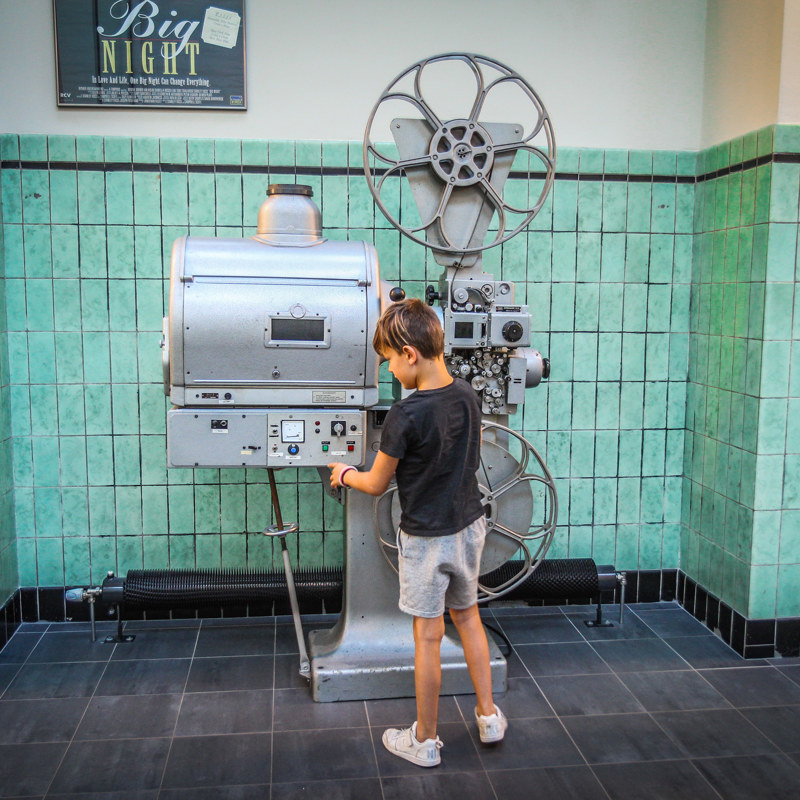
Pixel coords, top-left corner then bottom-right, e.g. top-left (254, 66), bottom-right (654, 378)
top-left (309, 619), bottom-right (506, 702)
top-left (309, 454), bottom-right (506, 702)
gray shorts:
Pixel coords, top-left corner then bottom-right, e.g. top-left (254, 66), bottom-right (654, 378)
top-left (397, 516), bottom-right (487, 618)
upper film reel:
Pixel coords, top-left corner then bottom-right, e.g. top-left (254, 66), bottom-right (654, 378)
top-left (363, 53), bottom-right (556, 258)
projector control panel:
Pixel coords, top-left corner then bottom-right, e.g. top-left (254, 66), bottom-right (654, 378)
top-left (167, 408), bottom-right (366, 469)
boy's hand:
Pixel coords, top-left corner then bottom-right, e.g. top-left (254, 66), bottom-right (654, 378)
top-left (328, 462), bottom-right (348, 490)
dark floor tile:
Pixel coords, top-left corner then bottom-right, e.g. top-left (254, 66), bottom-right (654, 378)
top-left (740, 705), bottom-right (800, 752)
top-left (47, 791), bottom-right (158, 800)
top-left (627, 601), bottom-right (683, 611)
top-left (0, 632), bottom-right (43, 663)
top-left (469, 716), bottom-right (583, 771)
top-left (75, 694), bottom-right (182, 740)
top-left (160, 787), bottom-right (270, 800)
top-left (194, 625), bottom-right (274, 658)
top-left (366, 693), bottom-right (463, 727)
top-left (618, 669), bottom-right (729, 712)
top-left (456, 675), bottom-right (553, 720)
top-left (515, 641), bottom-right (611, 677)
top-left (575, 610), bottom-right (658, 642)
top-left (27, 631), bottom-right (112, 664)
top-left (161, 733), bottom-right (271, 789)
top-left (664, 634), bottom-right (755, 668)
top-left (593, 759), bottom-right (721, 800)
top-left (634, 608), bottom-right (714, 638)
top-left (382, 770), bottom-right (494, 799)
top-left (496, 614), bottom-right (582, 645)
top-left (536, 673), bottom-right (644, 716)
top-left (487, 765), bottom-right (608, 800)
top-left (590, 638), bottom-right (690, 672)
top-left (692, 753), bottom-right (800, 800)
top-left (561, 713), bottom-right (684, 764)
top-left (49, 738), bottom-right (171, 794)
top-left (0, 664), bottom-right (20, 695)
top-left (186, 655), bottom-right (274, 692)
top-left (17, 622), bottom-right (51, 632)
top-left (273, 727), bottom-right (377, 782)
top-left (272, 778), bottom-right (382, 800)
top-left (489, 604), bottom-right (568, 617)
top-left (176, 689), bottom-right (273, 735)
top-left (95, 658), bottom-right (191, 696)
top-left (123, 618), bottom-right (201, 631)
top-left (0, 697), bottom-right (88, 743)
top-left (653, 708), bottom-right (779, 758)
top-left (4, 661), bottom-right (106, 699)
top-left (274, 653), bottom-right (315, 690)
top-left (778, 664), bottom-right (800, 686)
top-left (201, 614), bottom-right (276, 627)
top-left (374, 721), bottom-right (481, 776)
top-left (274, 686), bottom-right (365, 731)
top-left (503, 648), bottom-right (529, 679)
top-left (701, 666), bottom-right (800, 707)
top-left (275, 621), bottom-right (333, 655)
top-left (560, 604), bottom-right (607, 616)
top-left (109, 628), bottom-right (198, 661)
top-left (0, 741), bottom-right (67, 797)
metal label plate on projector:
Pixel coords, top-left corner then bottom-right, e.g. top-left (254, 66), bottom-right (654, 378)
top-left (312, 390), bottom-right (347, 404)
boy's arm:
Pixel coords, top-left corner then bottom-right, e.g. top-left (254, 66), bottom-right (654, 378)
top-left (328, 451), bottom-right (399, 496)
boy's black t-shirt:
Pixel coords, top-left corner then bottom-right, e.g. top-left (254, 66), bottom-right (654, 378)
top-left (379, 377), bottom-right (484, 537)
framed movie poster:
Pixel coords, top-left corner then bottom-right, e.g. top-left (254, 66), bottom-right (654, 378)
top-left (53, 0), bottom-right (246, 109)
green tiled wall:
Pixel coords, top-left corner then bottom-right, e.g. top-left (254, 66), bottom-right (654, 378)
top-left (0, 133), bottom-right (694, 589)
top-left (0, 159), bottom-right (18, 606)
top-left (519, 148), bottom-right (694, 573)
top-left (682, 124), bottom-right (800, 619)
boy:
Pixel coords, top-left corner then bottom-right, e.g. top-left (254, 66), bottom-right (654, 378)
top-left (328, 297), bottom-right (507, 768)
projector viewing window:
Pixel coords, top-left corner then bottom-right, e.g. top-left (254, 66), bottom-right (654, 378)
top-left (267, 315), bottom-right (330, 347)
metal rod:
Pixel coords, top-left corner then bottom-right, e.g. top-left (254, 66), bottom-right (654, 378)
top-left (267, 468), bottom-right (311, 679)
top-left (89, 596), bottom-right (96, 643)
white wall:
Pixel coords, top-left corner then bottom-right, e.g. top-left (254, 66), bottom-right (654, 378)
top-left (701, 0), bottom-right (784, 147)
top-left (0, 0), bottom-right (707, 150)
top-left (779, 0), bottom-right (800, 122)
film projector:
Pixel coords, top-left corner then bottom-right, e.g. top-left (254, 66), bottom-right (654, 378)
top-left (162, 53), bottom-right (558, 700)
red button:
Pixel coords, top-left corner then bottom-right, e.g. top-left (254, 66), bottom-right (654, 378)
top-left (348, 445), bottom-right (354, 451)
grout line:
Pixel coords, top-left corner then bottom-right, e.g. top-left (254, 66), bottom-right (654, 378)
top-left (154, 623), bottom-right (201, 797)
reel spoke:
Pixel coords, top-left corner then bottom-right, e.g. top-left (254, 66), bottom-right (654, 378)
top-left (363, 52), bottom-right (556, 257)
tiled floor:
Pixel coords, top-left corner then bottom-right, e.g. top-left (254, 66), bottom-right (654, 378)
top-left (1, 602), bottom-right (800, 799)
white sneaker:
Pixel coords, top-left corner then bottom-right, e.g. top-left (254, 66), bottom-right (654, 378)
top-left (475, 704), bottom-right (508, 743)
top-left (381, 721), bottom-right (443, 767)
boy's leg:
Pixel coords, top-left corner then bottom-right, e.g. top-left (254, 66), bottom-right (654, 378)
top-left (449, 603), bottom-right (495, 717)
top-left (413, 614), bottom-right (444, 741)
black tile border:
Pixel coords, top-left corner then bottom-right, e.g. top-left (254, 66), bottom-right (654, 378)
top-left (1, 568), bottom-right (674, 623)
top-left (677, 572), bottom-right (800, 659)
top-left (3, 150), bottom-right (799, 185)
top-left (0, 589), bottom-right (22, 651)
top-left (3, 569), bottom-right (797, 661)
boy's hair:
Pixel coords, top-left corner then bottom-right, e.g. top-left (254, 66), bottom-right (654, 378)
top-left (373, 297), bottom-right (444, 359)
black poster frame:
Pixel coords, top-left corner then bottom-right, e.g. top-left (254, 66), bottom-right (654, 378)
top-left (53, 0), bottom-right (247, 110)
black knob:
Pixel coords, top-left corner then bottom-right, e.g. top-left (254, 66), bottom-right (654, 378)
top-left (425, 284), bottom-right (440, 306)
top-left (502, 321), bottom-right (524, 343)
top-left (389, 286), bottom-right (406, 302)
top-left (542, 358), bottom-right (550, 379)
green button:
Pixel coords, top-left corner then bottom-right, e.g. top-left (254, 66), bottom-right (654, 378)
top-left (322, 445), bottom-right (328, 452)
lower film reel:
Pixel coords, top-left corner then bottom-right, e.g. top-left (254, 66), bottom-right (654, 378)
top-left (373, 421), bottom-right (557, 601)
